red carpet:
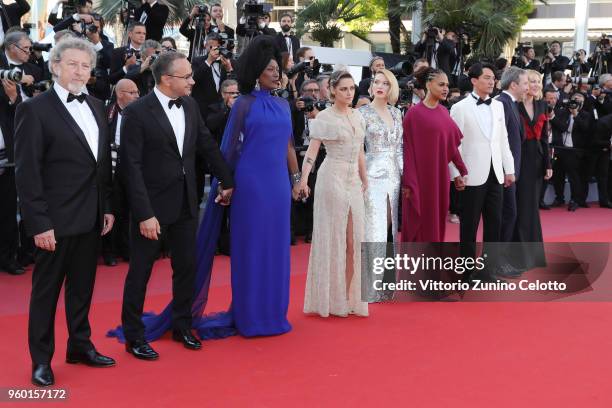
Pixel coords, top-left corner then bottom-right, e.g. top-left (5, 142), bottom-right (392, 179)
top-left (1, 206), bottom-right (611, 407)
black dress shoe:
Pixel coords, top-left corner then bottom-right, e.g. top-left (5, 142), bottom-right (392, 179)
top-left (599, 201), bottom-right (612, 209)
top-left (66, 349), bottom-right (116, 367)
top-left (125, 340), bottom-right (159, 360)
top-left (32, 364), bottom-right (54, 387)
top-left (103, 254), bottom-right (118, 267)
top-left (568, 201), bottom-right (579, 212)
top-left (172, 329), bottom-right (202, 350)
top-left (304, 233), bottom-right (312, 244)
top-left (0, 261), bottom-right (25, 275)
top-left (494, 264), bottom-right (524, 278)
top-left (539, 201), bottom-right (551, 210)
top-left (578, 201), bottom-right (589, 208)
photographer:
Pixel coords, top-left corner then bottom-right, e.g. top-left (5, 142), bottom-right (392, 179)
top-left (512, 45), bottom-right (540, 71)
top-left (210, 3), bottom-right (235, 45)
top-left (445, 30), bottom-right (471, 83)
top-left (180, 5), bottom-right (212, 60)
top-left (1, 31), bottom-right (44, 101)
top-left (128, 39), bottom-right (161, 96)
top-left (160, 36), bottom-right (176, 51)
top-left (593, 73), bottom-right (612, 119)
top-left (191, 33), bottom-right (234, 120)
top-left (110, 22), bottom-right (146, 84)
top-left (569, 49), bottom-right (591, 76)
top-left (51, 0), bottom-right (93, 34)
top-left (541, 40), bottom-right (570, 78)
top-left (236, 9), bottom-right (276, 54)
top-left (0, 0), bottom-right (30, 39)
top-left (134, 0), bottom-right (169, 41)
top-left (206, 79), bottom-right (238, 145)
top-left (588, 34), bottom-right (611, 75)
top-left (293, 46), bottom-right (320, 92)
top-left (550, 92), bottom-right (592, 211)
top-left (414, 26), bottom-right (455, 77)
top-left (581, 105), bottom-right (612, 209)
top-left (358, 56), bottom-right (385, 97)
top-left (543, 71), bottom-right (568, 105)
top-left (83, 14), bottom-right (113, 100)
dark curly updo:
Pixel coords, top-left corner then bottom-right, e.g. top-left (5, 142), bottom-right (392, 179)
top-left (234, 35), bottom-right (282, 94)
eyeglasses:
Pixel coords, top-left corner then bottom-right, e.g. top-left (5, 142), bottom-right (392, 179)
top-left (120, 90), bottom-right (140, 96)
top-left (303, 88), bottom-right (320, 93)
top-left (165, 73), bottom-right (193, 80)
top-left (14, 44), bottom-right (32, 54)
top-left (223, 91), bottom-right (240, 96)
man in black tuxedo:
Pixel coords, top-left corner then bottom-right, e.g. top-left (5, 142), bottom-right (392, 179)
top-left (2, 31), bottom-right (44, 97)
top-left (206, 78), bottom-right (238, 145)
top-left (358, 56), bottom-right (385, 97)
top-left (541, 41), bottom-right (570, 76)
top-left (102, 79), bottom-right (140, 266)
top-left (110, 22), bottom-right (146, 85)
top-left (14, 38), bottom-right (116, 387)
top-left (544, 71), bottom-right (568, 105)
top-left (0, 0), bottom-right (30, 37)
top-left (135, 0), bottom-right (169, 41)
top-left (119, 51), bottom-right (234, 360)
top-left (496, 67), bottom-right (528, 242)
top-left (275, 13), bottom-right (300, 63)
top-left (210, 3), bottom-right (235, 45)
top-left (414, 27), bottom-right (455, 77)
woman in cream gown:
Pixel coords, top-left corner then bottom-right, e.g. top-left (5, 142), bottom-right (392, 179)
top-left (297, 71), bottom-right (369, 317)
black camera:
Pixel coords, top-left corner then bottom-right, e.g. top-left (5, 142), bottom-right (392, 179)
top-left (426, 26), bottom-right (439, 39)
top-left (126, 49), bottom-right (141, 60)
top-left (271, 88), bottom-right (289, 99)
top-left (0, 67), bottom-right (23, 83)
top-left (23, 80), bottom-right (53, 98)
top-left (298, 96), bottom-right (328, 112)
top-left (563, 99), bottom-right (581, 110)
top-left (86, 24), bottom-right (98, 34)
top-left (569, 76), bottom-right (598, 85)
top-left (197, 4), bottom-right (208, 14)
top-left (32, 42), bottom-right (53, 53)
top-left (242, 0), bottom-right (272, 36)
top-left (217, 46), bottom-right (232, 59)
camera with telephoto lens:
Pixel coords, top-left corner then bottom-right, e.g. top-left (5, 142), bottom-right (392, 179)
top-left (217, 46), bottom-right (232, 59)
top-left (271, 88), bottom-right (289, 99)
top-left (86, 24), bottom-right (98, 34)
top-left (0, 67), bottom-right (23, 83)
top-left (297, 96), bottom-right (328, 112)
top-left (426, 26), bottom-right (439, 39)
top-left (287, 59), bottom-right (320, 79)
top-left (125, 49), bottom-right (141, 61)
top-left (242, 0), bottom-right (272, 36)
top-left (562, 99), bottom-right (581, 110)
top-left (23, 80), bottom-right (53, 98)
top-left (32, 42), bottom-right (53, 53)
top-left (197, 4), bottom-right (208, 14)
top-left (569, 76), bottom-right (598, 85)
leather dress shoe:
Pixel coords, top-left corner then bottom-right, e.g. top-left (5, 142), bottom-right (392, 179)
top-left (304, 233), bottom-right (312, 244)
top-left (1, 261), bottom-right (25, 275)
top-left (66, 349), bottom-right (115, 367)
top-left (32, 364), bottom-right (54, 387)
top-left (568, 201), bottom-right (579, 212)
top-left (125, 340), bottom-right (159, 360)
top-left (551, 199), bottom-right (565, 207)
top-left (578, 201), bottom-right (589, 208)
top-left (599, 201), bottom-right (612, 209)
top-left (539, 201), bottom-right (551, 210)
top-left (103, 254), bottom-right (118, 267)
top-left (172, 329), bottom-right (202, 350)
top-left (494, 264), bottom-right (524, 278)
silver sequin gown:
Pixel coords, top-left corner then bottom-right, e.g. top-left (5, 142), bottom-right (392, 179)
top-left (358, 104), bottom-right (404, 302)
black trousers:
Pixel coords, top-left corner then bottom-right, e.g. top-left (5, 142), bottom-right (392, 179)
top-left (553, 148), bottom-right (584, 203)
top-left (581, 149), bottom-right (610, 205)
top-left (501, 183), bottom-right (517, 242)
top-left (0, 170), bottom-right (18, 267)
top-left (102, 178), bottom-right (130, 259)
top-left (449, 182), bottom-right (461, 215)
top-left (28, 229), bottom-right (99, 364)
top-left (459, 165), bottom-right (503, 259)
top-left (121, 190), bottom-right (197, 342)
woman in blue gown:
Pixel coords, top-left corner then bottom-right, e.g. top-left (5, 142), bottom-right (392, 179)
top-left (108, 36), bottom-right (300, 342)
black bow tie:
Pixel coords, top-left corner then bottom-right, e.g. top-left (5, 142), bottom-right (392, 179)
top-left (474, 96), bottom-right (492, 106)
top-left (67, 93), bottom-right (86, 103)
top-left (9, 63), bottom-right (22, 69)
top-left (168, 98), bottom-right (183, 109)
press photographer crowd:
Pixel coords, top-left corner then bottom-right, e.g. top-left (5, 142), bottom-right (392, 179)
top-left (1, 0), bottom-right (612, 386)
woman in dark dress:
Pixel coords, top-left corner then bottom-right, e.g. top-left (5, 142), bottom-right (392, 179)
top-left (515, 70), bottom-right (553, 267)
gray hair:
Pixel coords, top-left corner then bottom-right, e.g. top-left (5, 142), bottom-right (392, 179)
top-left (221, 79), bottom-right (238, 92)
top-left (141, 39), bottom-right (161, 51)
top-left (3, 30), bottom-right (30, 50)
top-left (54, 29), bottom-right (77, 44)
top-left (599, 73), bottom-right (612, 87)
top-left (500, 66), bottom-right (526, 91)
top-left (316, 74), bottom-right (330, 85)
top-left (151, 51), bottom-right (187, 84)
top-left (48, 37), bottom-right (97, 78)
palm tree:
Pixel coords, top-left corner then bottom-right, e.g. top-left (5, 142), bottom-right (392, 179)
top-left (295, 0), bottom-right (368, 48)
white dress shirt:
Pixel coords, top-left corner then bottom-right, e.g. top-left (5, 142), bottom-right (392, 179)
top-left (0, 125), bottom-right (5, 151)
top-left (0, 14), bottom-right (4, 44)
top-left (5, 52), bottom-right (29, 102)
top-left (154, 87), bottom-right (185, 157)
top-left (284, 34), bottom-right (293, 57)
top-left (472, 91), bottom-right (493, 136)
top-left (139, 1), bottom-right (158, 24)
top-left (115, 112), bottom-right (123, 146)
top-left (563, 116), bottom-right (574, 148)
top-left (54, 82), bottom-right (99, 160)
top-left (205, 60), bottom-right (221, 92)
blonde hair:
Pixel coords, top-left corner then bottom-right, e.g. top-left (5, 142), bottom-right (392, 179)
top-left (526, 69), bottom-right (543, 100)
top-left (368, 69), bottom-right (399, 105)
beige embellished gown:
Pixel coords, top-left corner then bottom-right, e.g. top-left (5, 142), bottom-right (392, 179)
top-left (303, 108), bottom-right (369, 317)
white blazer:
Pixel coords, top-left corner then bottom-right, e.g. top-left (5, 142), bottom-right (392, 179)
top-left (449, 95), bottom-right (515, 186)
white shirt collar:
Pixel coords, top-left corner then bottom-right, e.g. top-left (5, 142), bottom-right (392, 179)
top-left (149, 1), bottom-right (158, 6)
top-left (471, 91), bottom-right (490, 102)
top-left (154, 86), bottom-right (179, 107)
top-left (54, 82), bottom-right (83, 102)
top-left (502, 90), bottom-right (516, 102)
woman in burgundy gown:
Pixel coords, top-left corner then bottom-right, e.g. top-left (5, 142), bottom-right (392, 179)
top-left (401, 68), bottom-right (467, 242)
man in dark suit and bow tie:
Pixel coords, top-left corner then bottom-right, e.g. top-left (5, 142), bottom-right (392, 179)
top-left (1, 31), bottom-right (44, 97)
top-left (109, 22), bottom-right (146, 85)
top-left (496, 66), bottom-right (528, 242)
top-left (274, 13), bottom-right (300, 63)
top-left (14, 38), bottom-right (116, 387)
top-left (119, 51), bottom-right (234, 360)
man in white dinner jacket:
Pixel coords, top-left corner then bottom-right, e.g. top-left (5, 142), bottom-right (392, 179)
top-left (449, 62), bottom-right (515, 276)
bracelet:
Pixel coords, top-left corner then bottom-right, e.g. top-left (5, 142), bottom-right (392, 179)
top-left (291, 172), bottom-right (301, 186)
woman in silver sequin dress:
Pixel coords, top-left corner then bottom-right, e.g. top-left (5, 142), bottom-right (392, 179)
top-left (358, 70), bottom-right (403, 302)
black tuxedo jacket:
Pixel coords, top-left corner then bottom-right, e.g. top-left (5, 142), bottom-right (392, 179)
top-left (497, 92), bottom-right (525, 179)
top-left (0, 84), bottom-right (17, 162)
top-left (14, 88), bottom-right (112, 238)
top-left (550, 107), bottom-right (592, 149)
top-left (191, 57), bottom-right (229, 119)
top-left (119, 92), bottom-right (234, 225)
top-left (0, 0), bottom-right (29, 32)
top-left (110, 46), bottom-right (133, 85)
top-left (135, 2), bottom-right (169, 41)
top-left (415, 39), bottom-right (455, 75)
top-left (274, 33), bottom-right (300, 62)
top-left (205, 101), bottom-right (230, 145)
